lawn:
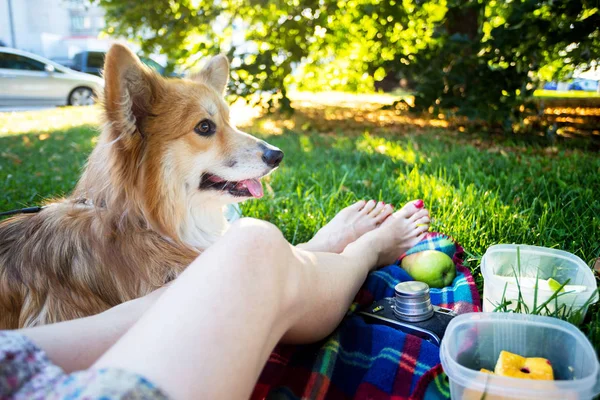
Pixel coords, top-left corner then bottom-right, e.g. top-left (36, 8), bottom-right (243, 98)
top-left (534, 89), bottom-right (600, 98)
top-left (1, 99), bottom-right (599, 352)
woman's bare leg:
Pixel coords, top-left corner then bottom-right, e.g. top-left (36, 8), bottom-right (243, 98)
top-left (93, 202), bottom-right (427, 400)
top-left (18, 201), bottom-right (426, 376)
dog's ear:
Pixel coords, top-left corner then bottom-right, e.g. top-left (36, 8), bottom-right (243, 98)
top-left (103, 44), bottom-right (161, 139)
top-left (193, 54), bottom-right (229, 94)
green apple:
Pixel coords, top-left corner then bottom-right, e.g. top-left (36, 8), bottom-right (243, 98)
top-left (401, 250), bottom-right (456, 288)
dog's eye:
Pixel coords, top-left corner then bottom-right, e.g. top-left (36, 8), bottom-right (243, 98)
top-left (194, 119), bottom-right (216, 137)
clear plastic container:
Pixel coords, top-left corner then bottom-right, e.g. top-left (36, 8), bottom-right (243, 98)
top-left (440, 313), bottom-right (600, 399)
top-left (481, 244), bottom-right (598, 318)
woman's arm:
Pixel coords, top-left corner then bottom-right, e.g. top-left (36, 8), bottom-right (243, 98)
top-left (20, 288), bottom-right (165, 373)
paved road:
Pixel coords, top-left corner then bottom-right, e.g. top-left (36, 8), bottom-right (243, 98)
top-left (0, 106), bottom-right (56, 112)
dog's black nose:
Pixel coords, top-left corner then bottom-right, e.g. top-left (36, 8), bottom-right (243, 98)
top-left (262, 148), bottom-right (284, 167)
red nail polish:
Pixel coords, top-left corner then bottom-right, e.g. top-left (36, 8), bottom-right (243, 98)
top-left (414, 199), bottom-right (424, 208)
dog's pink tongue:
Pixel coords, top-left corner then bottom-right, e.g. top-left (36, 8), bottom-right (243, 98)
top-left (242, 179), bottom-right (263, 198)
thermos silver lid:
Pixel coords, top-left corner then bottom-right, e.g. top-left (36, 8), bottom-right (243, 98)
top-left (393, 281), bottom-right (434, 322)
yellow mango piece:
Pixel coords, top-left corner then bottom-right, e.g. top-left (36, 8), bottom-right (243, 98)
top-left (494, 350), bottom-right (554, 380)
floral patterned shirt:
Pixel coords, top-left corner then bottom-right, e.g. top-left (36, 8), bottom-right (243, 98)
top-left (0, 331), bottom-right (168, 399)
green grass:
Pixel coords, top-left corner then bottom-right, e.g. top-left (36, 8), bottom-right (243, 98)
top-left (0, 107), bottom-right (101, 208)
top-left (534, 89), bottom-right (600, 98)
top-left (1, 104), bottom-right (600, 353)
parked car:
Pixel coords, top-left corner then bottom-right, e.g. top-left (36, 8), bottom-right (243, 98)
top-left (0, 47), bottom-right (104, 107)
top-left (70, 50), bottom-right (180, 77)
top-left (70, 51), bottom-right (105, 76)
top-left (569, 78), bottom-right (599, 92)
top-left (542, 79), bottom-right (599, 92)
top-left (50, 56), bottom-right (76, 70)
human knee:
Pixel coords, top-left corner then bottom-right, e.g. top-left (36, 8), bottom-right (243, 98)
top-left (223, 218), bottom-right (296, 303)
top-left (226, 218), bottom-right (289, 262)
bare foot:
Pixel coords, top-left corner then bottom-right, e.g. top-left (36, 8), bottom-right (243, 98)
top-left (298, 200), bottom-right (395, 253)
top-left (343, 200), bottom-right (430, 270)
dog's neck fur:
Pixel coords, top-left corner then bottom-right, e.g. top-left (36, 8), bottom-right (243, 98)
top-left (181, 201), bottom-right (228, 249)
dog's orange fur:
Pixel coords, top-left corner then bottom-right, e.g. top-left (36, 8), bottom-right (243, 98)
top-left (0, 44), bottom-right (280, 328)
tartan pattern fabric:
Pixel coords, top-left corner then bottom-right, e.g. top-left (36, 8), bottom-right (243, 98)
top-left (402, 232), bottom-right (458, 259)
top-left (252, 232), bottom-right (482, 400)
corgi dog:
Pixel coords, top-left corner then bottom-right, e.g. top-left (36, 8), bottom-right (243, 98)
top-left (0, 44), bottom-right (283, 328)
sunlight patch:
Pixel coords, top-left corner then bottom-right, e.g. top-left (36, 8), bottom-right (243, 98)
top-left (356, 133), bottom-right (420, 165)
top-left (0, 106), bottom-right (101, 137)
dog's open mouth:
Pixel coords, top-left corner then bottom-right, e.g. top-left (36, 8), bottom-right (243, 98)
top-left (199, 173), bottom-right (264, 198)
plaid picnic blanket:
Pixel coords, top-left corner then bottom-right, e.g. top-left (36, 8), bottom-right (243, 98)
top-left (251, 232), bottom-right (482, 400)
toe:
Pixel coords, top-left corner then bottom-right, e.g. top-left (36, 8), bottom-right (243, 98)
top-left (369, 201), bottom-right (386, 217)
top-left (375, 203), bottom-right (394, 223)
top-left (350, 200), bottom-right (367, 212)
top-left (414, 223), bottom-right (430, 236)
top-left (396, 199), bottom-right (423, 219)
top-left (414, 231), bottom-right (427, 243)
top-left (409, 208), bottom-right (430, 222)
top-left (413, 215), bottom-right (431, 226)
top-left (361, 200), bottom-right (377, 214)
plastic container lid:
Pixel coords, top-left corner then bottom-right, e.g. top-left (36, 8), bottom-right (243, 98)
top-left (481, 244), bottom-right (598, 318)
top-left (441, 312), bottom-right (600, 399)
